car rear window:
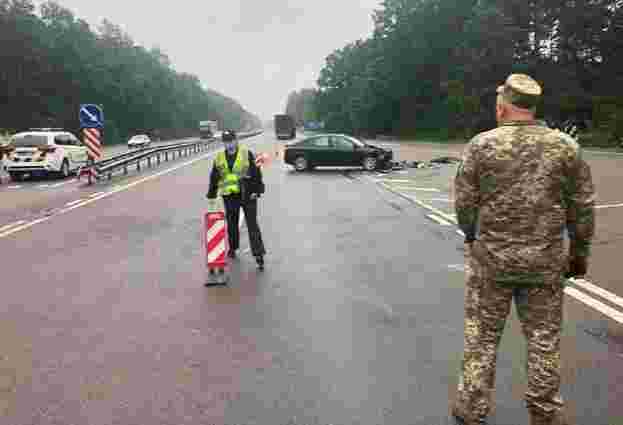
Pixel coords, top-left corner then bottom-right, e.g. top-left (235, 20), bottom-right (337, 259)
top-left (10, 134), bottom-right (48, 147)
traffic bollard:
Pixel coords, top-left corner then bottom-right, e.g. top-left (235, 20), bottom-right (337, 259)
top-left (204, 198), bottom-right (229, 286)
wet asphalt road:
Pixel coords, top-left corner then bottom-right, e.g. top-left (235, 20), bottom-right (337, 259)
top-left (0, 132), bottom-right (621, 425)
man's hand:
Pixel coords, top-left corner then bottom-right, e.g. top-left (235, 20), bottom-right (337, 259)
top-left (565, 256), bottom-right (588, 278)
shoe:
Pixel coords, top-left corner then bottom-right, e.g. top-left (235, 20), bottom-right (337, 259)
top-left (451, 404), bottom-right (485, 425)
top-left (228, 250), bottom-right (237, 259)
top-left (256, 255), bottom-right (264, 271)
top-left (530, 412), bottom-right (570, 425)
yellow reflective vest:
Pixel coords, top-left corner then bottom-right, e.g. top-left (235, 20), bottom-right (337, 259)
top-left (215, 147), bottom-right (249, 196)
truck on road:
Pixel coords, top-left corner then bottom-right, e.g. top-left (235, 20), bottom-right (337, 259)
top-left (274, 114), bottom-right (296, 140)
top-left (199, 120), bottom-right (218, 140)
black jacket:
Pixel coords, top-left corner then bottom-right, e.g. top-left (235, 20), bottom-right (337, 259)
top-left (207, 148), bottom-right (265, 199)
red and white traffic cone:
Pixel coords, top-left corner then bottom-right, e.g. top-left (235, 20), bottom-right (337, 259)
top-left (204, 206), bottom-right (229, 285)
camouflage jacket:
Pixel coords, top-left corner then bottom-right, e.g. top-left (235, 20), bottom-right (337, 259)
top-left (454, 120), bottom-right (595, 284)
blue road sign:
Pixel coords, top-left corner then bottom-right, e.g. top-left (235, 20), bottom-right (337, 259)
top-left (79, 104), bottom-right (104, 129)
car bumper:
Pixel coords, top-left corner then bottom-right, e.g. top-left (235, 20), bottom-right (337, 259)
top-left (6, 165), bottom-right (50, 172)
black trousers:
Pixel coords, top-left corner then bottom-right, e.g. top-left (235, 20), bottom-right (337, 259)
top-left (223, 194), bottom-right (266, 257)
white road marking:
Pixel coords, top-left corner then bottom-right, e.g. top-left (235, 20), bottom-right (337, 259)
top-left (427, 214), bottom-right (453, 226)
top-left (456, 229), bottom-right (465, 237)
top-left (65, 199), bottom-right (85, 207)
top-left (401, 193), bottom-right (458, 224)
top-left (0, 136), bottom-right (262, 240)
top-left (375, 178), bottom-right (412, 183)
top-left (0, 220), bottom-right (26, 233)
top-left (447, 264), bottom-right (465, 272)
top-left (49, 181), bottom-right (69, 188)
top-left (570, 278), bottom-right (623, 310)
top-left (447, 263), bottom-right (623, 325)
top-left (565, 287), bottom-right (623, 325)
top-left (88, 192), bottom-right (105, 198)
top-left (8, 185), bottom-right (21, 189)
top-left (595, 203), bottom-right (623, 209)
top-left (388, 186), bottom-right (442, 192)
top-left (38, 184), bottom-right (50, 188)
top-left (429, 197), bottom-right (453, 202)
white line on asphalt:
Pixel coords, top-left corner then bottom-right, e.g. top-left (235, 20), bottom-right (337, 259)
top-left (8, 185), bottom-right (20, 189)
top-left (0, 220), bottom-right (26, 233)
top-left (595, 203), bottom-right (623, 209)
top-left (38, 184), bottom-right (50, 188)
top-left (401, 193), bottom-right (458, 224)
top-left (427, 214), bottom-right (453, 226)
top-left (387, 185), bottom-right (442, 192)
top-left (65, 199), bottom-right (85, 207)
top-left (371, 174), bottom-right (623, 325)
top-left (88, 192), bottom-right (105, 198)
top-left (429, 198), bottom-right (453, 202)
top-left (447, 264), bottom-right (465, 272)
top-left (570, 278), bottom-right (623, 310)
top-left (0, 137), bottom-right (262, 240)
top-left (374, 178), bottom-right (412, 183)
top-left (565, 287), bottom-right (623, 325)
top-left (49, 181), bottom-right (69, 188)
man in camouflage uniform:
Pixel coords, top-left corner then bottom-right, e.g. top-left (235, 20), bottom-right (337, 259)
top-left (451, 74), bottom-right (595, 425)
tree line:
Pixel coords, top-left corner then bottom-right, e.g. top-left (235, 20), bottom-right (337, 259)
top-left (292, 0), bottom-right (623, 146)
top-left (0, 0), bottom-right (261, 144)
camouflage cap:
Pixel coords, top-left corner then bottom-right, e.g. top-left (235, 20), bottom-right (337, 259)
top-left (497, 74), bottom-right (542, 109)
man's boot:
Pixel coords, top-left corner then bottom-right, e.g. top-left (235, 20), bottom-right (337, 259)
top-left (530, 411), bottom-right (569, 425)
top-left (451, 403), bottom-right (485, 425)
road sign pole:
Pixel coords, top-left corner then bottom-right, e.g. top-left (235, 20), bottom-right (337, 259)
top-left (78, 104), bottom-right (104, 185)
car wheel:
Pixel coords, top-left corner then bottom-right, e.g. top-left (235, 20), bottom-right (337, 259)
top-left (294, 156), bottom-right (309, 172)
top-left (363, 156), bottom-right (378, 171)
top-left (9, 171), bottom-right (23, 182)
top-left (59, 159), bottom-right (70, 179)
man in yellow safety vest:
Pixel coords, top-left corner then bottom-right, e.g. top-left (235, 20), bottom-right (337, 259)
top-left (206, 129), bottom-right (266, 270)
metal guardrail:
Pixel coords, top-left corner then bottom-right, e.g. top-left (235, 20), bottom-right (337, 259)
top-left (83, 129), bottom-right (264, 183)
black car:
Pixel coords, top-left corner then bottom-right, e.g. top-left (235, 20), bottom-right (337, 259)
top-left (284, 134), bottom-right (393, 172)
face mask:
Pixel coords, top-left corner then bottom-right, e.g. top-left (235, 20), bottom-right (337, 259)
top-left (224, 141), bottom-right (237, 154)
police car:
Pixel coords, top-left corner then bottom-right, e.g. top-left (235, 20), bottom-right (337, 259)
top-left (4, 128), bottom-right (88, 180)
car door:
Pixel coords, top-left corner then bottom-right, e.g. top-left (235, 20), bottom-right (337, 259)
top-left (329, 135), bottom-right (358, 166)
top-left (304, 135), bottom-right (331, 166)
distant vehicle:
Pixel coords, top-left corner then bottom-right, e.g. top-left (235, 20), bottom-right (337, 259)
top-left (283, 133), bottom-right (393, 172)
top-left (274, 114), bottom-right (296, 140)
top-left (127, 134), bottom-right (152, 149)
top-left (4, 128), bottom-right (88, 180)
top-left (199, 120), bottom-right (218, 139)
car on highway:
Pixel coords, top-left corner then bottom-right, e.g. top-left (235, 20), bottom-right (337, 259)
top-left (4, 128), bottom-right (88, 180)
top-left (283, 133), bottom-right (393, 172)
top-left (127, 134), bottom-right (152, 149)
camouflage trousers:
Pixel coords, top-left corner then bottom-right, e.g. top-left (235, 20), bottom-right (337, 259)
top-left (455, 248), bottom-right (565, 422)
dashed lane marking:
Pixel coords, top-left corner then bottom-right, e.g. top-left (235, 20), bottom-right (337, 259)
top-left (65, 199), bottom-right (85, 207)
top-left (49, 181), bottom-right (69, 188)
top-left (0, 136), bottom-right (263, 240)
top-left (88, 192), bottom-right (105, 198)
top-left (7, 185), bottom-right (21, 189)
top-left (38, 184), bottom-right (50, 188)
top-left (0, 220), bottom-right (26, 233)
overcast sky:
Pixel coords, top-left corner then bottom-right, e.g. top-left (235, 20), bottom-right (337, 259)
top-left (37, 0), bottom-right (381, 122)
